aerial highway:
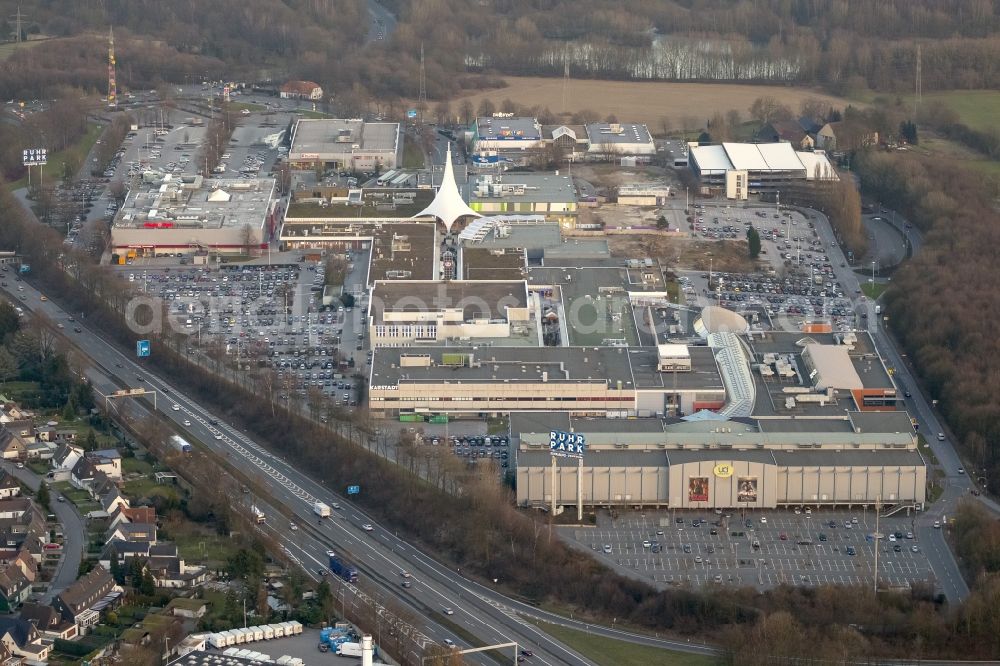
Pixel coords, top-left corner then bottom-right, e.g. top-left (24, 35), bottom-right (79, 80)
top-left (3, 278), bottom-right (719, 665)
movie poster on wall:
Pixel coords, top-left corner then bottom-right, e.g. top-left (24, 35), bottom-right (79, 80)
top-left (688, 476), bottom-right (709, 502)
top-left (737, 477), bottom-right (758, 503)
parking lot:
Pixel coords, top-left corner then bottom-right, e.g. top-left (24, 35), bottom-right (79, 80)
top-left (122, 252), bottom-right (372, 406)
top-left (674, 203), bottom-right (863, 333)
top-left (566, 508), bottom-right (936, 590)
top-left (418, 433), bottom-right (511, 472)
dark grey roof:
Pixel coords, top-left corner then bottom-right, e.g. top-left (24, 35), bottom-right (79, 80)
top-left (665, 449), bottom-right (777, 465)
top-left (0, 616), bottom-right (35, 646)
top-left (770, 449), bottom-right (925, 467)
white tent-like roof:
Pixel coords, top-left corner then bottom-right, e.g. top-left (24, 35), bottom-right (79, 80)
top-left (413, 146), bottom-right (481, 232)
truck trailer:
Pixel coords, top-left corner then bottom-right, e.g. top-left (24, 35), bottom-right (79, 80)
top-left (169, 434), bottom-right (193, 454)
top-left (328, 553), bottom-right (359, 583)
top-left (313, 501), bottom-right (331, 518)
top-left (251, 505), bottom-right (266, 524)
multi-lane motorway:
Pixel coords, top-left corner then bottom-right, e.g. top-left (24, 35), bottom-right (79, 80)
top-left (4, 278), bottom-right (718, 665)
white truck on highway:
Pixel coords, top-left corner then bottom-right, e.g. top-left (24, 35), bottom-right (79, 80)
top-left (313, 501), bottom-right (331, 518)
top-left (251, 505), bottom-right (266, 524)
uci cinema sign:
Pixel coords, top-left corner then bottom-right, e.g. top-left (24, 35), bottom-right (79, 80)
top-left (713, 463), bottom-right (734, 478)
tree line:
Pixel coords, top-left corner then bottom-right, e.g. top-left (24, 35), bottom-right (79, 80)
top-left (857, 149), bottom-right (1000, 496)
top-left (1, 0), bottom-right (999, 120)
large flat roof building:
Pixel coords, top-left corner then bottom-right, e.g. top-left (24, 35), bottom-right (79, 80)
top-left (688, 142), bottom-right (837, 199)
top-left (585, 122), bottom-right (656, 156)
top-left (368, 345), bottom-right (725, 417)
top-left (467, 173), bottom-right (578, 227)
top-left (111, 175), bottom-right (277, 256)
top-left (513, 412), bottom-right (925, 510)
top-left (287, 119), bottom-right (401, 171)
top-left (369, 280), bottom-right (531, 345)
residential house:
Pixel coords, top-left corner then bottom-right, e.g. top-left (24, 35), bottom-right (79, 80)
top-left (146, 544), bottom-right (208, 589)
top-left (88, 449), bottom-right (122, 481)
top-left (19, 601), bottom-right (79, 640)
top-left (0, 617), bottom-right (50, 662)
top-left (165, 597), bottom-right (208, 619)
top-left (51, 443), bottom-right (83, 472)
top-left (0, 431), bottom-right (26, 461)
top-left (69, 458), bottom-right (103, 492)
top-left (754, 120), bottom-right (815, 150)
top-left (23, 441), bottom-right (54, 460)
top-left (103, 539), bottom-right (153, 564)
top-left (0, 405), bottom-right (33, 424)
top-left (815, 122), bottom-right (879, 152)
top-left (797, 115), bottom-right (822, 137)
top-left (105, 522), bottom-right (157, 546)
top-left (107, 504), bottom-right (156, 531)
top-left (53, 565), bottom-right (119, 631)
top-left (0, 473), bottom-right (19, 499)
top-left (34, 426), bottom-right (56, 443)
top-left (0, 568), bottom-right (31, 611)
top-left (100, 487), bottom-right (129, 516)
top-left (279, 80), bottom-right (323, 100)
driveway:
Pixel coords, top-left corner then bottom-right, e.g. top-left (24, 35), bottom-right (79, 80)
top-left (0, 462), bottom-right (87, 602)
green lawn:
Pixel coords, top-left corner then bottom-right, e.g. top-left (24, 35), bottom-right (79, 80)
top-left (171, 526), bottom-right (241, 567)
top-left (402, 135), bottom-right (424, 169)
top-left (294, 109), bottom-right (333, 120)
top-left (123, 478), bottom-right (182, 503)
top-left (529, 620), bottom-right (719, 666)
top-left (122, 457), bottom-right (153, 475)
top-left (919, 90), bottom-right (1000, 133)
top-left (862, 282), bottom-right (889, 300)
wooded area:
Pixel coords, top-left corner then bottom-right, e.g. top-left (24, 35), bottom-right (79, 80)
top-left (0, 0), bottom-right (998, 105)
top-left (858, 151), bottom-right (1000, 496)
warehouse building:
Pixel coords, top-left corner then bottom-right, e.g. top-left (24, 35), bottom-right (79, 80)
top-left (467, 173), bottom-right (578, 227)
top-left (368, 280), bottom-right (531, 345)
top-left (368, 344), bottom-right (725, 417)
top-left (514, 411), bottom-right (925, 510)
top-left (287, 119), bottom-right (401, 171)
top-left (585, 122), bottom-right (656, 158)
top-left (688, 142), bottom-right (837, 199)
top-left (111, 175), bottom-right (277, 256)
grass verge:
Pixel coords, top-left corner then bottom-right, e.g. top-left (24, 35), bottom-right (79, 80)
top-left (9, 123), bottom-right (103, 191)
top-left (402, 135), bottom-right (424, 169)
top-left (527, 619), bottom-right (719, 666)
top-left (862, 282), bottom-right (888, 300)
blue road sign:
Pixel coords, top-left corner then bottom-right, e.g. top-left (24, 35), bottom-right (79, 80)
top-left (407, 109), bottom-right (417, 119)
top-left (347, 485), bottom-right (361, 495)
top-left (136, 340), bottom-right (151, 357)
top-left (549, 430), bottom-right (586, 459)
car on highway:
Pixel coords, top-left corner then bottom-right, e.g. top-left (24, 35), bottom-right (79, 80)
top-left (938, 432), bottom-right (945, 441)
top-left (73, 327), bottom-right (82, 332)
top-left (400, 570), bottom-right (411, 578)
top-left (958, 467), bottom-right (965, 474)
top-left (443, 639), bottom-right (455, 648)
top-left (171, 404), bottom-right (180, 411)
top-left (361, 523), bottom-right (373, 531)
top-left (289, 522), bottom-right (297, 531)
top-left (400, 580), bottom-right (412, 588)
top-left (442, 607), bottom-right (454, 615)
top-left (214, 434), bottom-right (223, 440)
top-left (934, 520), bottom-right (941, 528)
top-left (183, 420), bottom-right (191, 426)
top-left (40, 295), bottom-right (47, 301)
